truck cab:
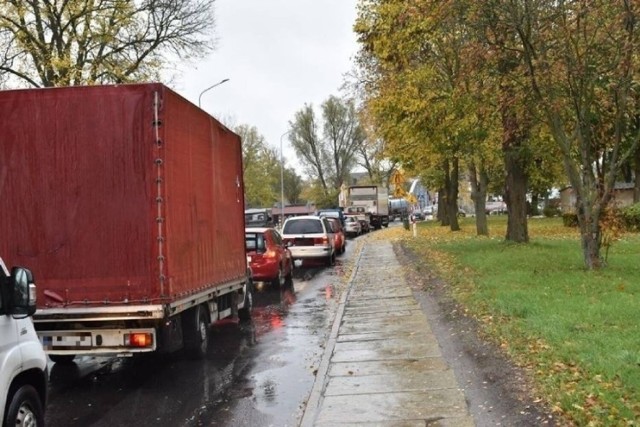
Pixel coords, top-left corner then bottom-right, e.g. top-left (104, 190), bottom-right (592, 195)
top-left (0, 259), bottom-right (48, 426)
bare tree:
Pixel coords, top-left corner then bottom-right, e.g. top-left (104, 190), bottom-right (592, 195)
top-left (0, 0), bottom-right (216, 87)
top-left (289, 96), bottom-right (365, 196)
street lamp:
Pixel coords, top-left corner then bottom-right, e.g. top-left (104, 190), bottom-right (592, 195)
top-left (279, 130), bottom-right (291, 228)
top-left (197, 78), bottom-right (230, 107)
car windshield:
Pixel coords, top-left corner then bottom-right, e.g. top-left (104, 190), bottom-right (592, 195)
top-left (283, 219), bottom-right (323, 234)
top-left (245, 232), bottom-right (266, 251)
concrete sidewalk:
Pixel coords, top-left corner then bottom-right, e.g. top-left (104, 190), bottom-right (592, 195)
top-left (300, 239), bottom-right (474, 426)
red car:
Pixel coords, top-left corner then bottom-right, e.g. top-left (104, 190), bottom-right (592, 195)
top-left (245, 227), bottom-right (294, 287)
top-left (327, 217), bottom-right (346, 255)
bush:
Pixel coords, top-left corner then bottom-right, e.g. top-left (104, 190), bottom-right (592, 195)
top-left (542, 198), bottom-right (561, 217)
top-left (562, 213), bottom-right (578, 227)
top-left (543, 205), bottom-right (561, 217)
top-left (620, 203), bottom-right (640, 232)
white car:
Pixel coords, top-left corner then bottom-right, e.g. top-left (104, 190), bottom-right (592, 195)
top-left (0, 258), bottom-right (48, 426)
top-left (281, 216), bottom-right (336, 266)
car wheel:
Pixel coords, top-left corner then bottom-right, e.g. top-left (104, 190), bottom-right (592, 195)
top-left (271, 268), bottom-right (283, 287)
top-left (284, 271), bottom-right (294, 291)
top-left (5, 385), bottom-right (44, 427)
top-left (49, 354), bottom-right (76, 364)
top-left (326, 252), bottom-right (335, 267)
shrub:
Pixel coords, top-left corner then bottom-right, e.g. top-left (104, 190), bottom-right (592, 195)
top-left (619, 203), bottom-right (640, 231)
top-left (543, 205), bottom-right (561, 217)
top-left (542, 198), bottom-right (561, 217)
top-left (562, 213), bottom-right (578, 227)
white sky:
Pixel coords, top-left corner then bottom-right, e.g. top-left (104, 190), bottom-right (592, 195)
top-left (172, 0), bottom-right (359, 174)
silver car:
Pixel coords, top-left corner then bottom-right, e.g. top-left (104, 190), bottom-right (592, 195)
top-left (343, 216), bottom-right (362, 237)
top-left (281, 216), bottom-right (336, 266)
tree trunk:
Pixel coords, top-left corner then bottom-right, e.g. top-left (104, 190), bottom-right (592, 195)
top-left (444, 157), bottom-right (460, 231)
top-left (530, 193), bottom-right (540, 216)
top-left (576, 198), bottom-right (603, 269)
top-left (634, 147), bottom-right (640, 203)
top-left (499, 78), bottom-right (529, 243)
top-left (504, 148), bottom-right (529, 242)
top-left (437, 187), bottom-right (448, 225)
top-left (469, 161), bottom-right (489, 236)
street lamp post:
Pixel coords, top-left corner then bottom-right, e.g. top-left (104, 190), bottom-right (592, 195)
top-left (279, 130), bottom-right (291, 228)
top-left (198, 78), bottom-right (230, 107)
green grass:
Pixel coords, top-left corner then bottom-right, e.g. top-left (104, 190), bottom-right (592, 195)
top-left (397, 217), bottom-right (640, 426)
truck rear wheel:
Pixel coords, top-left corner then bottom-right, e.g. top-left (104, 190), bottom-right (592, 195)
top-left (182, 305), bottom-right (209, 359)
top-left (5, 385), bottom-right (44, 427)
top-left (238, 280), bottom-right (253, 322)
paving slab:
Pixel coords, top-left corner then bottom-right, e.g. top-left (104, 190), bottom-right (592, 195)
top-left (336, 330), bottom-right (430, 342)
top-left (324, 370), bottom-right (459, 396)
top-left (328, 358), bottom-right (450, 377)
top-left (331, 343), bottom-right (442, 363)
top-left (314, 390), bottom-right (469, 424)
top-left (314, 417), bottom-right (475, 427)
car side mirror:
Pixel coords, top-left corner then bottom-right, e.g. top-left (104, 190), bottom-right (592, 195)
top-left (7, 267), bottom-right (37, 318)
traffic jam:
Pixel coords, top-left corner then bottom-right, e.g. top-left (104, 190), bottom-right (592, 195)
top-left (0, 82), bottom-right (395, 427)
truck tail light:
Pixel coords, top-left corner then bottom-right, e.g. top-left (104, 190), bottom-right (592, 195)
top-left (126, 333), bottom-right (154, 348)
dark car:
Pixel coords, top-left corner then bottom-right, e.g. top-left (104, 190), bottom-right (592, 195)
top-left (413, 212), bottom-right (425, 221)
top-left (245, 227), bottom-right (293, 287)
top-left (316, 208), bottom-right (346, 226)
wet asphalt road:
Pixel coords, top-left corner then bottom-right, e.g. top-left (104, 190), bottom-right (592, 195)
top-left (43, 238), bottom-right (359, 427)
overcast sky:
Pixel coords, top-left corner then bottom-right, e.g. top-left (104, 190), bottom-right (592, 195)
top-left (172, 0), bottom-right (359, 173)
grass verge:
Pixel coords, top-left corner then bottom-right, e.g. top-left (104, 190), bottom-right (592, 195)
top-left (378, 217), bottom-right (640, 426)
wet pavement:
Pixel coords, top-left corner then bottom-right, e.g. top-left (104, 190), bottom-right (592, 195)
top-left (301, 238), bottom-right (474, 426)
top-left (43, 241), bottom-right (355, 427)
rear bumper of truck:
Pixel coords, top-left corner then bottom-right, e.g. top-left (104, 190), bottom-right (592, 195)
top-left (33, 279), bottom-right (247, 356)
top-left (39, 327), bottom-right (158, 355)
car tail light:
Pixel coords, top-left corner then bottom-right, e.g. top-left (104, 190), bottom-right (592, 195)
top-left (264, 249), bottom-right (277, 258)
top-left (314, 236), bottom-right (329, 246)
top-left (125, 333), bottom-right (154, 348)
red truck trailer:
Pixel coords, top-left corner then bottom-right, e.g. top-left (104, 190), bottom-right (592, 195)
top-left (0, 83), bottom-right (252, 360)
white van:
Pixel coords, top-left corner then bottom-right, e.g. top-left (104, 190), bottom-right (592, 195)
top-left (0, 258), bottom-right (47, 426)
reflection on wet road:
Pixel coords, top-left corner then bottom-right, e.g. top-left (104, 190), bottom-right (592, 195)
top-left (44, 249), bottom-right (353, 427)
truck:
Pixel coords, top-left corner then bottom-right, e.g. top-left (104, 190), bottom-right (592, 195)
top-left (0, 259), bottom-right (48, 426)
top-left (339, 185), bottom-right (389, 230)
top-left (388, 197), bottom-right (409, 221)
top-left (0, 83), bottom-right (252, 361)
top-left (244, 208), bottom-right (274, 227)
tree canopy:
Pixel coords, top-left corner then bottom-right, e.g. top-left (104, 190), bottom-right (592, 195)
top-left (0, 0), bottom-right (216, 87)
top-left (354, 0), bottom-right (640, 269)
